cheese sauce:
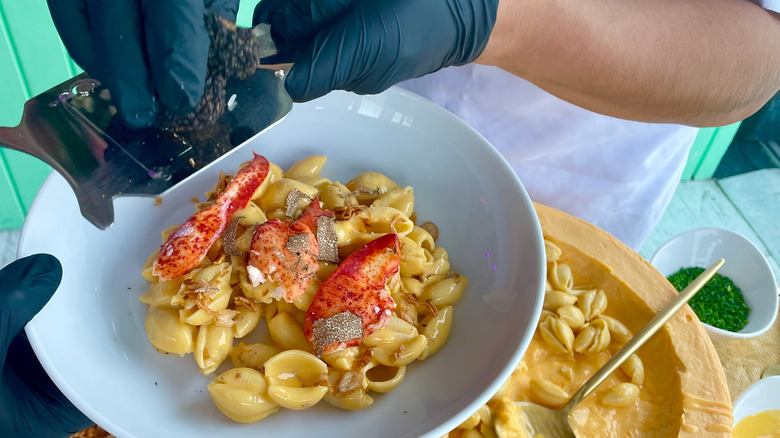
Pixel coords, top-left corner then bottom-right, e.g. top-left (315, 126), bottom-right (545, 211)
top-left (733, 409), bottom-right (780, 438)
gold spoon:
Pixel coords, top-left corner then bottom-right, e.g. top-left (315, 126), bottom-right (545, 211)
top-left (513, 258), bottom-right (725, 437)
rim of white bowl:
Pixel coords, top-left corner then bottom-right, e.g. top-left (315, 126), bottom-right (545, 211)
top-left (650, 227), bottom-right (778, 339)
top-left (732, 375), bottom-right (780, 423)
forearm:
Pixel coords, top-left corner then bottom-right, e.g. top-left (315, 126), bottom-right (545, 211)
top-left (476, 0), bottom-right (780, 127)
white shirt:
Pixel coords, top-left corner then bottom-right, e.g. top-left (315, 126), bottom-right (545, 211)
top-left (402, 2), bottom-right (778, 250)
top-left (752, 0), bottom-right (780, 11)
top-left (402, 2), bottom-right (778, 249)
top-left (401, 66), bottom-right (696, 249)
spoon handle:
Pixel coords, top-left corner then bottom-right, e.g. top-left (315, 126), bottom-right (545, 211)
top-left (563, 258), bottom-right (725, 412)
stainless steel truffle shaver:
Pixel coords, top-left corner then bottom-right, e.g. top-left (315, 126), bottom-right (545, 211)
top-left (0, 24), bottom-right (292, 230)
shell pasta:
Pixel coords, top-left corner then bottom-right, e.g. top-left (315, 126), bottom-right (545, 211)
top-left (140, 154), bottom-right (468, 423)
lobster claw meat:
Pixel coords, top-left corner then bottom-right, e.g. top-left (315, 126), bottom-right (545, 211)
top-left (304, 233), bottom-right (400, 356)
top-left (246, 218), bottom-right (319, 303)
top-left (245, 198), bottom-right (333, 302)
top-left (152, 154), bottom-right (270, 281)
top-left (296, 196), bottom-right (333, 232)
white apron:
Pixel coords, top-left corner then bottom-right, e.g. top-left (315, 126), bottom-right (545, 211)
top-left (401, 65), bottom-right (698, 250)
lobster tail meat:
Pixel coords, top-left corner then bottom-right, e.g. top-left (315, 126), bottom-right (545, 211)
top-left (304, 233), bottom-right (400, 356)
top-left (153, 154), bottom-right (270, 281)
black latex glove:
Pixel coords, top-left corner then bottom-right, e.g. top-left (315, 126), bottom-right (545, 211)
top-left (47, 0), bottom-right (240, 129)
top-left (253, 0), bottom-right (499, 102)
top-left (0, 255), bottom-right (93, 438)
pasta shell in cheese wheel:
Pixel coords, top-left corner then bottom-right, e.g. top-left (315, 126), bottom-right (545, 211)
top-left (208, 367), bottom-right (278, 423)
top-left (264, 350), bottom-right (329, 410)
top-left (145, 306), bottom-right (195, 355)
top-left (194, 322), bottom-right (234, 375)
top-left (457, 411), bottom-right (482, 430)
top-left (600, 382), bottom-right (640, 407)
top-left (543, 290), bottom-right (577, 311)
top-left (544, 240), bottom-right (562, 263)
top-left (530, 378), bottom-right (569, 407)
top-left (620, 354), bottom-right (645, 386)
top-left (548, 261), bottom-right (574, 291)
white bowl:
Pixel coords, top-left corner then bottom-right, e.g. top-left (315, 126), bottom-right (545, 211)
top-left (18, 88), bottom-right (545, 438)
top-left (733, 376), bottom-right (780, 425)
top-left (650, 227), bottom-right (778, 341)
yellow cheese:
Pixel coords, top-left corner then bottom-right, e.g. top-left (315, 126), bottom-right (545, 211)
top-left (733, 409), bottom-right (780, 437)
top-left (446, 204), bottom-right (733, 437)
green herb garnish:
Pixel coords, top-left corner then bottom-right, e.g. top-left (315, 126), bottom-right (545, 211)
top-left (667, 267), bottom-right (750, 332)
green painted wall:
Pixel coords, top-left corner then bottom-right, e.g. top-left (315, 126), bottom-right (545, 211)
top-left (681, 122), bottom-right (742, 180)
top-left (0, 0), bottom-right (735, 230)
top-left (0, 0), bottom-right (71, 229)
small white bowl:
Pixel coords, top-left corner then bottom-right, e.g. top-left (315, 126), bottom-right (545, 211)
top-left (650, 227), bottom-right (778, 341)
top-left (733, 375), bottom-right (780, 426)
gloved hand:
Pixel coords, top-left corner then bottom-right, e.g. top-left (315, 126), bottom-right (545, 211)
top-left (253, 0), bottom-right (499, 102)
top-left (1, 254), bottom-right (93, 438)
top-left (47, 0), bottom-right (240, 129)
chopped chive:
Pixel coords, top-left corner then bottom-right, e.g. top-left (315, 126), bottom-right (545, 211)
top-left (667, 267), bottom-right (750, 332)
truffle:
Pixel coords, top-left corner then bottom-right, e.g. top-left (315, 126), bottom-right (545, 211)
top-left (156, 15), bottom-right (265, 131)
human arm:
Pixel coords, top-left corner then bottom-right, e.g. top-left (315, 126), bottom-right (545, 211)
top-left (0, 255), bottom-right (93, 438)
top-left (257, 0), bottom-right (780, 127)
top-left (476, 0), bottom-right (780, 127)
